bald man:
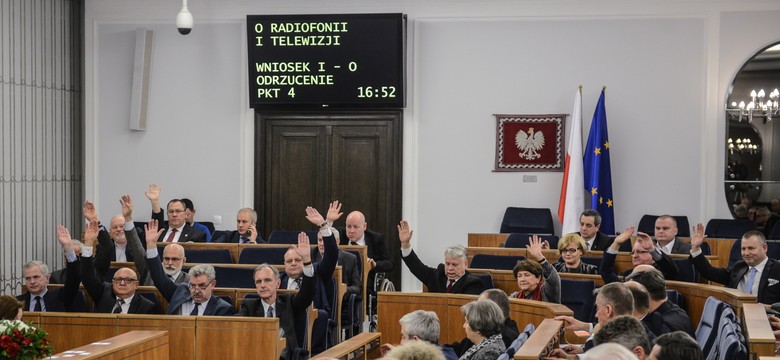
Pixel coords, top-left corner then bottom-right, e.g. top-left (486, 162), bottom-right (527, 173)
top-left (334, 208), bottom-right (392, 273)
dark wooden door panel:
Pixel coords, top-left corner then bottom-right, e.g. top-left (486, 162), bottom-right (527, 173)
top-left (256, 111), bottom-right (402, 285)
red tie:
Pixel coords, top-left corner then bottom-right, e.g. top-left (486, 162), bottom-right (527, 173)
top-left (165, 228), bottom-right (178, 242)
top-left (446, 280), bottom-right (454, 293)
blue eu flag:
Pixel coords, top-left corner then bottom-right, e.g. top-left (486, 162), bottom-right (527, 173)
top-left (584, 89), bottom-right (615, 234)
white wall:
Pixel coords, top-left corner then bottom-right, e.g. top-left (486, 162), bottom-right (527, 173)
top-left (84, 0), bottom-right (780, 291)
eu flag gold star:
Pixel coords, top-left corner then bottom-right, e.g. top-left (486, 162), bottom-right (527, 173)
top-left (599, 196), bottom-right (603, 204)
top-left (594, 148), bottom-right (601, 155)
top-left (591, 187), bottom-right (598, 195)
top-left (607, 199), bottom-right (613, 207)
top-left (604, 141), bottom-right (610, 149)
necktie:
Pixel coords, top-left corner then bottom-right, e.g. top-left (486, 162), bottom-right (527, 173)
top-left (266, 306), bottom-right (274, 318)
top-left (190, 302), bottom-right (200, 316)
top-left (293, 278), bottom-right (302, 290)
top-left (745, 267), bottom-right (758, 294)
top-left (446, 280), bottom-right (454, 293)
top-left (33, 296), bottom-right (42, 312)
top-left (112, 299), bottom-right (125, 314)
top-left (242, 236), bottom-right (248, 244)
top-left (165, 228), bottom-right (178, 242)
top-left (350, 241), bottom-right (358, 246)
top-left (587, 242), bottom-right (592, 251)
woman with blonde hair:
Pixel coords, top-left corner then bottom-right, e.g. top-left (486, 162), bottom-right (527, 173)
top-left (554, 233), bottom-right (599, 274)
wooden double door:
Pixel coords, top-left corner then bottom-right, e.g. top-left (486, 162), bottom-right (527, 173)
top-left (255, 111), bottom-right (403, 285)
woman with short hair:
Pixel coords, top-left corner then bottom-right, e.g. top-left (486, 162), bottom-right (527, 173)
top-left (0, 295), bottom-right (24, 320)
top-left (458, 300), bottom-right (506, 360)
top-left (554, 233), bottom-right (599, 274)
top-left (510, 236), bottom-right (561, 303)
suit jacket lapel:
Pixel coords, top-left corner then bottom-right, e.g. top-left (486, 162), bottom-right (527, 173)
top-left (734, 265), bottom-right (749, 289)
top-left (758, 259), bottom-right (775, 299)
top-left (127, 296), bottom-right (138, 313)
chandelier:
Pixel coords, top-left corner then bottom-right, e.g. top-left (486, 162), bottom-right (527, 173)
top-left (727, 137), bottom-right (759, 155)
top-left (727, 88), bottom-right (780, 123)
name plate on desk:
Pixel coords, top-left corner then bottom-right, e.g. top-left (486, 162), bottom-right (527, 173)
top-left (246, 13), bottom-right (406, 109)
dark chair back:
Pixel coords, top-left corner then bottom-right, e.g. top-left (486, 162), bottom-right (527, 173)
top-left (637, 215), bottom-right (691, 237)
top-left (560, 279), bottom-right (595, 322)
top-left (184, 248), bottom-right (233, 264)
top-left (269, 230), bottom-right (319, 244)
top-left (771, 224), bottom-right (780, 240)
top-left (767, 241), bottom-right (780, 260)
top-left (213, 266), bottom-right (255, 288)
top-left (469, 254), bottom-right (525, 270)
top-left (666, 289), bottom-right (683, 308)
top-left (504, 233), bottom-right (560, 249)
top-left (473, 273), bottom-right (494, 290)
top-left (672, 258), bottom-right (698, 283)
top-left (704, 219), bottom-right (756, 239)
top-left (238, 247), bottom-right (289, 265)
top-left (500, 207), bottom-right (554, 235)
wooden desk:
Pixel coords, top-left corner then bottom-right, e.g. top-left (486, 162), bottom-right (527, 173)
top-left (743, 303), bottom-right (777, 359)
top-left (312, 332), bottom-right (382, 360)
top-left (32, 313), bottom-right (285, 360)
top-left (48, 331), bottom-right (169, 360)
top-left (377, 292), bottom-right (571, 345)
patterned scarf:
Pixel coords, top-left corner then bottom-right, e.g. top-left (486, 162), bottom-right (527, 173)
top-left (458, 334), bottom-right (503, 360)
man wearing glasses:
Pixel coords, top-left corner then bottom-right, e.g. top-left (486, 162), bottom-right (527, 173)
top-left (145, 183), bottom-right (206, 243)
top-left (145, 219), bottom-right (233, 315)
top-left (600, 226), bottom-right (679, 284)
top-left (77, 196), bottom-right (159, 314)
top-left (161, 244), bottom-right (189, 285)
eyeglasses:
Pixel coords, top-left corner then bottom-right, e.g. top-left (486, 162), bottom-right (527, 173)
top-left (189, 283), bottom-right (211, 291)
top-left (561, 248), bottom-right (580, 254)
top-left (167, 209), bottom-right (185, 214)
top-left (112, 277), bottom-right (138, 283)
top-left (163, 257), bottom-right (183, 262)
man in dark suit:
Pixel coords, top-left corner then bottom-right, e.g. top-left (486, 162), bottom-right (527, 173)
top-left (327, 202), bottom-right (393, 274)
top-left (398, 220), bottom-right (484, 295)
top-left (213, 208), bottom-right (265, 244)
top-left (311, 229), bottom-right (362, 302)
top-left (145, 183), bottom-right (206, 243)
top-left (161, 243), bottom-right (190, 285)
top-left (17, 225), bottom-right (81, 312)
top-left (600, 226), bottom-right (679, 284)
top-left (578, 209), bottom-right (613, 251)
top-left (144, 220), bottom-right (233, 316)
top-left (237, 208), bottom-right (326, 360)
top-left (80, 220), bottom-right (157, 314)
top-left (690, 224), bottom-right (780, 305)
top-left (626, 268), bottom-right (694, 337)
top-left (653, 215), bottom-right (692, 255)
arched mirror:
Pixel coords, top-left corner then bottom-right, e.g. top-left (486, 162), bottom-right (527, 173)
top-left (725, 42), bottom-right (780, 230)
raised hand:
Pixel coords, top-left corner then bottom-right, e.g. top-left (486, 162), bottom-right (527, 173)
top-left (326, 200), bottom-right (343, 223)
top-left (120, 194), bottom-right (134, 221)
top-left (526, 235), bottom-right (545, 261)
top-left (690, 223), bottom-right (705, 251)
top-left (84, 220), bottom-right (100, 247)
top-left (248, 224), bottom-right (258, 244)
top-left (610, 225), bottom-right (636, 250)
top-left (397, 220), bottom-right (413, 249)
top-left (56, 225), bottom-right (73, 251)
top-left (144, 219), bottom-right (165, 247)
top-left (635, 232), bottom-right (655, 251)
top-left (296, 232), bottom-right (312, 264)
top-left (305, 206), bottom-right (326, 227)
top-left (144, 183), bottom-right (160, 202)
top-left (83, 201), bottom-right (98, 222)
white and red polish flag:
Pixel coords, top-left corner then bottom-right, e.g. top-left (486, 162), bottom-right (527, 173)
top-left (557, 87), bottom-right (585, 235)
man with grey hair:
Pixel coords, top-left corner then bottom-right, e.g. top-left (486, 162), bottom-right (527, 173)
top-left (397, 220), bottom-right (484, 294)
top-left (17, 225), bottom-right (81, 312)
top-left (593, 315), bottom-right (651, 360)
top-left (145, 219), bottom-right (233, 316)
top-left (215, 207), bottom-right (264, 244)
top-left (381, 310), bottom-right (458, 360)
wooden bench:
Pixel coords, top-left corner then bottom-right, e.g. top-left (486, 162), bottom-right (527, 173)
top-left (515, 318), bottom-right (563, 359)
top-left (48, 330), bottom-right (169, 359)
top-left (312, 332), bottom-right (382, 360)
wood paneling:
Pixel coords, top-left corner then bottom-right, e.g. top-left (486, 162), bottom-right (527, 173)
top-left (49, 331), bottom-right (169, 360)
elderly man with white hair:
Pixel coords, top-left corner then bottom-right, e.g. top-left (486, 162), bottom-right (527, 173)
top-left (397, 220), bottom-right (484, 295)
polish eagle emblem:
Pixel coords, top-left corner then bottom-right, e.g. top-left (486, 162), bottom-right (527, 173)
top-left (515, 127), bottom-right (545, 160)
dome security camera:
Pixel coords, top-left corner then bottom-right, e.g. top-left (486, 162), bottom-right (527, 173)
top-left (176, 1), bottom-right (193, 35)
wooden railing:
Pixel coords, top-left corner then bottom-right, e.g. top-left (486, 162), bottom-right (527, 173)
top-left (312, 332), bottom-right (382, 360)
top-left (48, 330), bottom-right (169, 359)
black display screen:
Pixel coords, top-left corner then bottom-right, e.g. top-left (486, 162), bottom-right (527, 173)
top-left (246, 13), bottom-right (406, 109)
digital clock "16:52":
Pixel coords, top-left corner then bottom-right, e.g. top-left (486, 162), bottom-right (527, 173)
top-left (357, 86), bottom-right (397, 98)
